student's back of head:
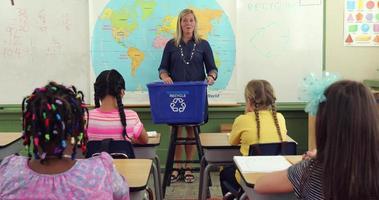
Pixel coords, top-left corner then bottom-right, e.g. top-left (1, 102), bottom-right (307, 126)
top-left (21, 81), bottom-right (87, 159)
top-left (90, 69), bottom-right (148, 144)
top-left (0, 82), bottom-right (130, 199)
top-left (316, 80), bottom-right (379, 199)
top-left (244, 79), bottom-right (283, 141)
top-left (94, 69), bottom-right (125, 107)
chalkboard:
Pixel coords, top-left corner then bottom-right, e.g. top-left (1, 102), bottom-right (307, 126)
top-left (0, 0), bottom-right (90, 104)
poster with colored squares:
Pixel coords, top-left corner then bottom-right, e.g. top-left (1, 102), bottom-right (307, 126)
top-left (344, 0), bottom-right (379, 46)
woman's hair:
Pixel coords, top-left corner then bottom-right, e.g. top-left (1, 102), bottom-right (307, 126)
top-left (174, 8), bottom-right (201, 47)
top-left (21, 82), bottom-right (88, 163)
top-left (244, 80), bottom-right (283, 142)
top-left (315, 80), bottom-right (379, 199)
top-left (94, 69), bottom-right (129, 140)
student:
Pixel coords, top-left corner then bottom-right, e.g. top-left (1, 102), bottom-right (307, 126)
top-left (255, 80), bottom-right (379, 199)
top-left (0, 82), bottom-right (130, 199)
top-left (88, 69), bottom-right (148, 144)
top-left (374, 91), bottom-right (379, 106)
top-left (220, 80), bottom-right (287, 199)
top-left (158, 8), bottom-right (218, 183)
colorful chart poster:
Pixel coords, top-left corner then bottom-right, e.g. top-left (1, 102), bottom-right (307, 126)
top-left (344, 0), bottom-right (379, 46)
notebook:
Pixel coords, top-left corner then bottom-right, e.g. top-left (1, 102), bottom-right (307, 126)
top-left (233, 156), bottom-right (292, 173)
top-left (147, 131), bottom-right (157, 138)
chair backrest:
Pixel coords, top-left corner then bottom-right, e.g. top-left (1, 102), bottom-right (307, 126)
top-left (85, 139), bottom-right (135, 159)
top-left (248, 141), bottom-right (297, 156)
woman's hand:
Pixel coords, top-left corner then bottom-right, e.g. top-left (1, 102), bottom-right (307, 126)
top-left (163, 77), bottom-right (173, 84)
top-left (160, 72), bottom-right (173, 84)
top-left (302, 149), bottom-right (317, 160)
top-left (207, 75), bottom-right (215, 85)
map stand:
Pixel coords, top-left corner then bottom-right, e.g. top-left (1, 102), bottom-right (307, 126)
top-left (162, 124), bottom-right (204, 198)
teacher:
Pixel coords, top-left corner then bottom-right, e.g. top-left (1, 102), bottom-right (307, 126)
top-left (158, 8), bottom-right (218, 183)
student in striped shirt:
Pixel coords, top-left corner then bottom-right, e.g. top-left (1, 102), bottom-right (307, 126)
top-left (254, 80), bottom-right (379, 199)
top-left (87, 69), bottom-right (148, 144)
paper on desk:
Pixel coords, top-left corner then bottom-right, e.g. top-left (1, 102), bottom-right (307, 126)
top-left (147, 131), bottom-right (157, 137)
top-left (233, 156), bottom-right (291, 173)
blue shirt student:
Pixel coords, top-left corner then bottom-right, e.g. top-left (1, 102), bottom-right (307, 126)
top-left (158, 38), bottom-right (218, 82)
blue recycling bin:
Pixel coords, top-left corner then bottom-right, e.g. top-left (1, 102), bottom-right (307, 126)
top-left (147, 81), bottom-right (207, 125)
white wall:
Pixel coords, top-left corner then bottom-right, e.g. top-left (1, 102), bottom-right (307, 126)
top-left (326, 0), bottom-right (379, 81)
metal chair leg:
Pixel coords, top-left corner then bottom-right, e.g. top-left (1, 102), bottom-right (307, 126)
top-left (162, 126), bottom-right (178, 198)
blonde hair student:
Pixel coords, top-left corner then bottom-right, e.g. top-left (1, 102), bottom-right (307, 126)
top-left (88, 69), bottom-right (148, 144)
top-left (0, 82), bottom-right (130, 200)
top-left (255, 80), bottom-right (379, 199)
top-left (220, 79), bottom-right (287, 199)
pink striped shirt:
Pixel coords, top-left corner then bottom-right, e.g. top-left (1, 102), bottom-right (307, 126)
top-left (87, 108), bottom-right (144, 141)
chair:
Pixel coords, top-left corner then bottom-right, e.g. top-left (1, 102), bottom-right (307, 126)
top-left (248, 141), bottom-right (297, 156)
top-left (85, 139), bottom-right (135, 159)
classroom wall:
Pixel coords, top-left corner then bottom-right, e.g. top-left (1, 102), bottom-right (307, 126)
top-left (1, 0), bottom-right (378, 168)
top-left (325, 0), bottom-right (379, 80)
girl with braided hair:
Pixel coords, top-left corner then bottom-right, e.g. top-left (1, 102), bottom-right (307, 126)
top-left (254, 80), bottom-right (379, 200)
top-left (88, 69), bottom-right (148, 144)
top-left (0, 82), bottom-right (130, 199)
top-left (219, 79), bottom-right (287, 199)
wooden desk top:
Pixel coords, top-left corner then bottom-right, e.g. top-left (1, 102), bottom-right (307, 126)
top-left (200, 133), bottom-right (297, 148)
top-left (200, 133), bottom-right (238, 149)
top-left (285, 155), bottom-right (302, 164)
top-left (133, 133), bottom-right (160, 147)
top-left (239, 155), bottom-right (302, 187)
top-left (113, 159), bottom-right (152, 192)
top-left (0, 132), bottom-right (22, 147)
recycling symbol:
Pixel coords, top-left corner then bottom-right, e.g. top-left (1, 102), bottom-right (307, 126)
top-left (170, 98), bottom-right (186, 113)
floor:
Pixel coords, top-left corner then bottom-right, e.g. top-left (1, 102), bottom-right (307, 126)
top-left (148, 170), bottom-right (224, 200)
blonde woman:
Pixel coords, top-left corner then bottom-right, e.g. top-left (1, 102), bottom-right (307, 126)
top-left (158, 8), bottom-right (218, 183)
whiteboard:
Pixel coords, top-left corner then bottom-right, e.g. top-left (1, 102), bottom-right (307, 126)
top-left (0, 0), bottom-right (323, 104)
top-left (236, 0), bottom-right (323, 102)
top-left (0, 0), bottom-right (90, 104)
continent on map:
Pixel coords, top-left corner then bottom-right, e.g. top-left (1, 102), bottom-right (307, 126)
top-left (156, 8), bottom-right (223, 41)
top-left (100, 7), bottom-right (138, 45)
top-left (135, 0), bottom-right (157, 20)
top-left (100, 0), bottom-right (157, 45)
top-left (153, 35), bottom-right (170, 48)
top-left (194, 8), bottom-right (223, 39)
top-left (157, 16), bottom-right (177, 36)
top-left (127, 47), bottom-right (145, 76)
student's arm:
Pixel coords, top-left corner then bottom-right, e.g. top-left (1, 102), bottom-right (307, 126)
top-left (254, 170), bottom-right (294, 194)
top-left (136, 128), bottom-right (148, 144)
top-left (228, 115), bottom-right (246, 145)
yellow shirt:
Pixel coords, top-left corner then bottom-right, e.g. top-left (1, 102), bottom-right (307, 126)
top-left (229, 110), bottom-right (288, 183)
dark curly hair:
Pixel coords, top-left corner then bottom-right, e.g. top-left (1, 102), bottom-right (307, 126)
top-left (21, 82), bottom-right (88, 163)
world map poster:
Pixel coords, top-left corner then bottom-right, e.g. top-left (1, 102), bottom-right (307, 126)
top-left (89, 0), bottom-right (237, 104)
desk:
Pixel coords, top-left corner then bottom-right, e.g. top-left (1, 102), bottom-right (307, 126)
top-left (133, 133), bottom-right (162, 200)
top-left (0, 132), bottom-right (22, 160)
top-left (198, 133), bottom-right (298, 200)
top-left (199, 133), bottom-right (240, 200)
top-left (236, 155), bottom-right (302, 200)
top-left (114, 159), bottom-right (152, 200)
